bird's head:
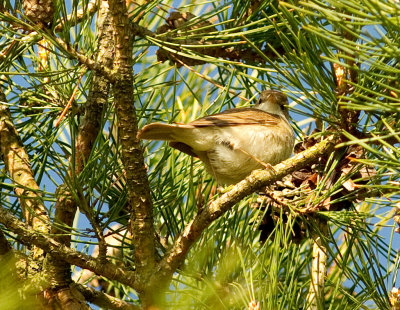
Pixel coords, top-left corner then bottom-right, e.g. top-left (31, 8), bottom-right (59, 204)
top-left (255, 90), bottom-right (290, 120)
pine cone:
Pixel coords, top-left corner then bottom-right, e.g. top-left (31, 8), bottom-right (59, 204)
top-left (23, 0), bottom-right (54, 25)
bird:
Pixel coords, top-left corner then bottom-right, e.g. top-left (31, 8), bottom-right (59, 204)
top-left (137, 90), bottom-right (295, 185)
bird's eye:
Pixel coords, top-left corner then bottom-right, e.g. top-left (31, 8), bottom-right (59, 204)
top-left (257, 99), bottom-right (262, 105)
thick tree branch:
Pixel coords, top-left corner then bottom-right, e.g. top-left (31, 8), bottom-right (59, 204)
top-left (73, 283), bottom-right (139, 310)
top-left (149, 135), bottom-right (339, 288)
top-left (108, 0), bottom-right (156, 294)
top-left (44, 2), bottom-right (115, 307)
top-left (0, 206), bottom-right (140, 290)
top-left (0, 92), bottom-right (50, 273)
top-left (44, 286), bottom-right (92, 310)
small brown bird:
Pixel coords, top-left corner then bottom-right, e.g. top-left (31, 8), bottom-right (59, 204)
top-left (138, 90), bottom-right (295, 185)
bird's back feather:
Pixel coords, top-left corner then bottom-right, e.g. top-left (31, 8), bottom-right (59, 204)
top-left (189, 108), bottom-right (280, 127)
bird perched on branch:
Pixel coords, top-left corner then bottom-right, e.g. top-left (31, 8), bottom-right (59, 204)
top-left (138, 90), bottom-right (295, 185)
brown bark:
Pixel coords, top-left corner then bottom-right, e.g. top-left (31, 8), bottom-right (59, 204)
top-left (108, 0), bottom-right (156, 300)
top-left (73, 283), bottom-right (140, 310)
top-left (0, 91), bottom-right (50, 274)
top-left (306, 219), bottom-right (328, 310)
top-left (0, 205), bottom-right (139, 289)
top-left (44, 1), bottom-right (115, 308)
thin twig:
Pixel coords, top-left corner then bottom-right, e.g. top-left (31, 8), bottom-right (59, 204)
top-left (54, 0), bottom-right (98, 32)
top-left (54, 37), bottom-right (115, 83)
top-left (55, 67), bottom-right (86, 127)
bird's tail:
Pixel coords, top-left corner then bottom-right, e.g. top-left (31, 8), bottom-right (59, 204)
top-left (137, 123), bottom-right (192, 141)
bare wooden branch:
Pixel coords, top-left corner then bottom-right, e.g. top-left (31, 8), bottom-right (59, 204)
top-left (44, 286), bottom-right (92, 310)
top-left (73, 283), bottom-right (139, 310)
top-left (44, 2), bottom-right (116, 307)
top-left (306, 219), bottom-right (328, 310)
top-left (0, 205), bottom-right (140, 290)
top-left (0, 92), bottom-right (50, 273)
top-left (108, 0), bottom-right (156, 294)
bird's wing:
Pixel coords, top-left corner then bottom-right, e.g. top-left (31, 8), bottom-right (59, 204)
top-left (137, 108), bottom-right (280, 140)
top-left (137, 108), bottom-right (281, 157)
top-left (188, 108), bottom-right (280, 127)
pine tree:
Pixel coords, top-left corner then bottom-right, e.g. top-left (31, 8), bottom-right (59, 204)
top-left (0, 0), bottom-right (399, 309)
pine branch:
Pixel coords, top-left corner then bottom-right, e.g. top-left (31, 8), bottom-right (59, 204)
top-left (136, 11), bottom-right (283, 66)
top-left (0, 205), bottom-right (140, 290)
top-left (0, 92), bottom-right (50, 274)
top-left (108, 0), bottom-right (156, 297)
top-left (73, 283), bottom-right (140, 310)
top-left (53, 37), bottom-right (116, 83)
top-left (390, 288), bottom-right (400, 310)
top-left (150, 135), bottom-right (339, 289)
top-left (44, 2), bottom-right (116, 307)
top-left (44, 286), bottom-right (92, 310)
top-left (54, 0), bottom-right (98, 32)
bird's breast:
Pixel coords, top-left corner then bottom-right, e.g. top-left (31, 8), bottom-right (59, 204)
top-left (203, 122), bottom-right (294, 185)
